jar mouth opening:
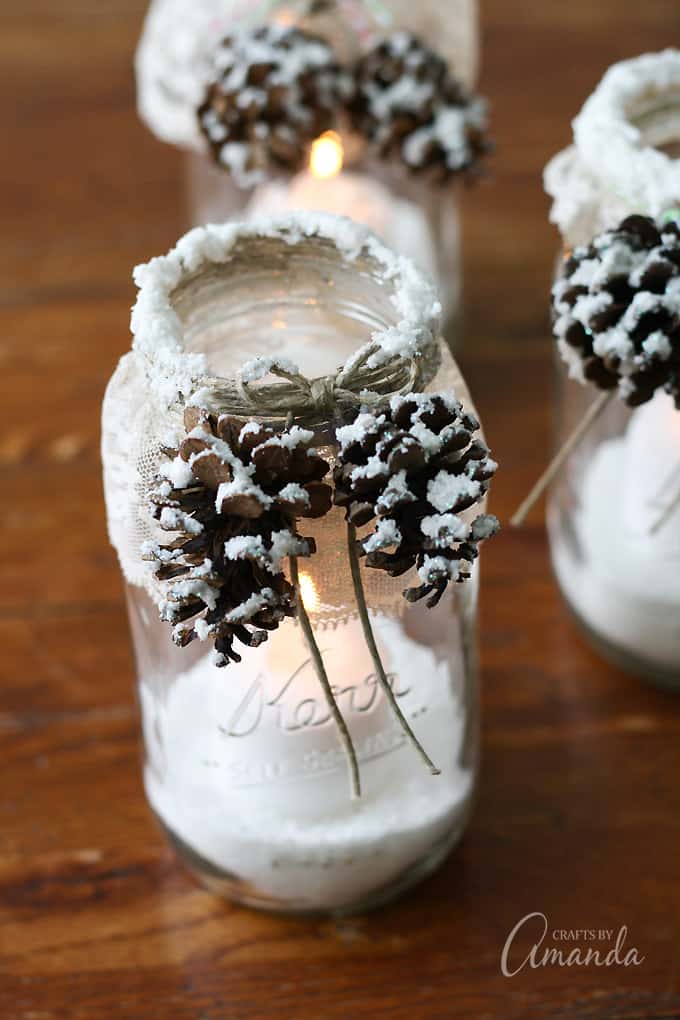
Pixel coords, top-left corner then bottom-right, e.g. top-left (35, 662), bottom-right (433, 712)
top-left (628, 90), bottom-right (680, 158)
top-left (131, 214), bottom-right (442, 415)
top-left (171, 233), bottom-right (400, 379)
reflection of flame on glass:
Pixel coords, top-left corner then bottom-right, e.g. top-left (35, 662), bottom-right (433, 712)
top-left (309, 131), bottom-right (344, 179)
top-left (298, 571), bottom-right (320, 613)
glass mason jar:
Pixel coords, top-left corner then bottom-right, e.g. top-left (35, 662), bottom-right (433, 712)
top-left (548, 322), bottom-right (680, 690)
top-left (544, 51), bottom-right (680, 688)
top-left (102, 217), bottom-right (490, 914)
top-left (135, 0), bottom-right (481, 345)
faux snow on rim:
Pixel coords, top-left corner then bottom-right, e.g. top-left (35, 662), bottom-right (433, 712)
top-left (130, 212), bottom-right (442, 410)
top-left (544, 50), bottom-right (680, 245)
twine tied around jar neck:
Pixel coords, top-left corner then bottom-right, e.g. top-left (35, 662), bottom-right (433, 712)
top-left (198, 339), bottom-right (436, 425)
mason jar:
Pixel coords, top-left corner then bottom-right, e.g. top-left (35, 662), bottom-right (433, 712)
top-left (102, 214), bottom-right (494, 914)
top-left (548, 349), bottom-right (680, 689)
top-left (135, 0), bottom-right (482, 345)
top-left (543, 51), bottom-right (680, 688)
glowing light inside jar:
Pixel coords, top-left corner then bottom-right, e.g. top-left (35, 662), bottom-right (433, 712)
top-left (309, 131), bottom-right (344, 180)
top-left (298, 571), bottom-right (320, 613)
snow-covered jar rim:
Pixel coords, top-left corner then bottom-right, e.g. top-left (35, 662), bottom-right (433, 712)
top-left (130, 212), bottom-right (443, 418)
top-left (545, 50), bottom-right (680, 247)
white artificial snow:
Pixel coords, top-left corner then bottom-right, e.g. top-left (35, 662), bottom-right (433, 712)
top-left (267, 529), bottom-right (309, 570)
top-left (159, 456), bottom-right (195, 489)
top-left (421, 513), bottom-right (467, 543)
top-left (363, 518), bottom-right (402, 553)
top-left (427, 471), bottom-right (480, 513)
top-left (163, 578), bottom-right (218, 613)
top-left (240, 355), bottom-right (301, 383)
top-left (544, 50), bottom-right (680, 246)
top-left (375, 470), bottom-right (416, 513)
top-left (130, 215), bottom-right (441, 411)
top-left (159, 506), bottom-right (204, 535)
top-left (278, 482), bottom-right (311, 508)
top-left (139, 609), bottom-right (474, 911)
top-left (224, 535), bottom-right (266, 561)
top-left (226, 589), bottom-right (275, 623)
top-left (418, 555), bottom-right (460, 584)
top-left (336, 412), bottom-right (385, 450)
top-left (550, 390), bottom-right (680, 675)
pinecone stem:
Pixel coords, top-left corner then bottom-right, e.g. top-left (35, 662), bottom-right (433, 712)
top-left (346, 523), bottom-right (441, 777)
top-left (650, 472), bottom-right (680, 535)
top-left (289, 555), bottom-right (361, 799)
top-left (510, 391), bottom-right (613, 527)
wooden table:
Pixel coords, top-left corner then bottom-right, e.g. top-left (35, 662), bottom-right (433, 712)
top-left (2, 3), bottom-right (679, 1018)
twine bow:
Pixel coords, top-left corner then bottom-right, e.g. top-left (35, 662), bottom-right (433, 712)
top-left (198, 340), bottom-right (437, 423)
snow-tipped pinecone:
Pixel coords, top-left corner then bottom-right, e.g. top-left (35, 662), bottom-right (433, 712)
top-left (333, 393), bottom-right (499, 607)
top-left (552, 213), bottom-right (680, 407)
top-left (197, 24), bottom-right (353, 186)
top-left (350, 32), bottom-right (490, 183)
top-left (144, 407), bottom-right (332, 665)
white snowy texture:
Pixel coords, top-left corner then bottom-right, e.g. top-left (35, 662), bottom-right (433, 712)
top-left (552, 220), bottom-right (680, 395)
top-left (544, 50), bottom-right (680, 246)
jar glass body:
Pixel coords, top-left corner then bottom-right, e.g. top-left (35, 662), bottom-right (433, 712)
top-left (548, 348), bottom-right (680, 689)
top-left (124, 239), bottom-right (483, 914)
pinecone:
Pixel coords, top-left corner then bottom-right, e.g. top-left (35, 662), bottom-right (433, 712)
top-left (350, 32), bottom-right (490, 183)
top-left (333, 393), bottom-right (499, 607)
top-left (552, 213), bottom-right (680, 406)
top-left (144, 407), bottom-right (332, 665)
top-left (197, 24), bottom-right (353, 186)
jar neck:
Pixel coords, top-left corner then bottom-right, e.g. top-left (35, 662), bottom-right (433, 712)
top-left (631, 92), bottom-right (680, 159)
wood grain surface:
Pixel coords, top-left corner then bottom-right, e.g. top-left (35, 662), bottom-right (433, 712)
top-left (2, 3), bottom-right (679, 1018)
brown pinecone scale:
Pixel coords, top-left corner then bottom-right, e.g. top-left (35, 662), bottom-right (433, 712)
top-left (145, 407), bottom-right (332, 665)
top-left (198, 24), bottom-right (353, 185)
top-left (333, 393), bottom-right (499, 607)
top-left (350, 32), bottom-right (490, 183)
top-left (552, 213), bottom-right (680, 406)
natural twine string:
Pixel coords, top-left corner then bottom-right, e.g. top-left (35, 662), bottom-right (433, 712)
top-left (194, 339), bottom-right (437, 423)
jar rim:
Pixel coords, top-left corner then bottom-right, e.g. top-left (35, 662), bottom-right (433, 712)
top-left (130, 212), bottom-right (442, 416)
top-left (545, 50), bottom-right (680, 245)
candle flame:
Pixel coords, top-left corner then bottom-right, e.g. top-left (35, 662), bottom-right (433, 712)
top-left (309, 131), bottom-right (344, 180)
top-left (298, 571), bottom-right (320, 613)
top-left (274, 8), bottom-right (295, 26)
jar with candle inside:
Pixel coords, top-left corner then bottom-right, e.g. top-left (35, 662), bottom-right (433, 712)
top-left (135, 0), bottom-right (488, 346)
top-left (542, 51), bottom-right (680, 688)
top-left (102, 214), bottom-right (499, 914)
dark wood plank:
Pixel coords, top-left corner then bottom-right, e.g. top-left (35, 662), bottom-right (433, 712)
top-left (2, 2), bottom-right (679, 1018)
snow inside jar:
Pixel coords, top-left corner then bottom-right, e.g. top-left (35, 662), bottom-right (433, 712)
top-left (101, 212), bottom-right (499, 913)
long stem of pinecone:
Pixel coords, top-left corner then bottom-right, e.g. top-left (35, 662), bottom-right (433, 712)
top-left (650, 472), bottom-right (680, 534)
top-left (346, 523), bottom-right (441, 776)
top-left (511, 391), bottom-right (613, 527)
top-left (289, 555), bottom-right (361, 799)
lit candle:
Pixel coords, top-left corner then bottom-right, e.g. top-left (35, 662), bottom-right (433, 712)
top-left (246, 131), bottom-right (440, 285)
